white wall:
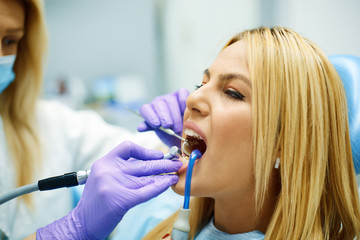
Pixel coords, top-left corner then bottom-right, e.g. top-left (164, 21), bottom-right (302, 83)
top-left (43, 0), bottom-right (159, 100)
top-left (268, 0), bottom-right (360, 56)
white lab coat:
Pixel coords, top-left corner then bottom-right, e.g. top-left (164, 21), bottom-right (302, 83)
top-left (0, 100), bottom-right (161, 239)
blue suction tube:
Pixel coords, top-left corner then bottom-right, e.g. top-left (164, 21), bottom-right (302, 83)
top-left (172, 149), bottom-right (202, 240)
top-left (183, 149), bottom-right (202, 209)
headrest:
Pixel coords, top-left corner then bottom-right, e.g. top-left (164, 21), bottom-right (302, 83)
top-left (329, 55), bottom-right (360, 174)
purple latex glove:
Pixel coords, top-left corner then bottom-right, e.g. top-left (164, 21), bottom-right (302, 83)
top-left (137, 88), bottom-right (189, 147)
top-left (36, 141), bottom-right (182, 240)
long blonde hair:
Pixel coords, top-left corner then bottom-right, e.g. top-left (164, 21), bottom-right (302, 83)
top-left (0, 0), bottom-right (47, 205)
top-left (143, 27), bottom-right (360, 239)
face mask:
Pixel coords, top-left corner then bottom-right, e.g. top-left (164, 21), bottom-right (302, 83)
top-left (0, 55), bottom-right (16, 94)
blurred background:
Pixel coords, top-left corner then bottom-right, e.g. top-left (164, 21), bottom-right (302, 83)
top-left (42, 0), bottom-right (360, 129)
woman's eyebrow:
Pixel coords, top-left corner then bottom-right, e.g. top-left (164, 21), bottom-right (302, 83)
top-left (203, 68), bottom-right (251, 87)
top-left (6, 28), bottom-right (24, 34)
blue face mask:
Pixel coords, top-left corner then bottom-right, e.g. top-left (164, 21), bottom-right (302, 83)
top-left (0, 55), bottom-right (16, 94)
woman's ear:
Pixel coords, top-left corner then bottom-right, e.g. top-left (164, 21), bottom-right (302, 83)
top-left (274, 157), bottom-right (280, 169)
top-left (274, 150), bottom-right (281, 169)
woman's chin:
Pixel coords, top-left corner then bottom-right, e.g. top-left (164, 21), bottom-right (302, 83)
top-left (171, 180), bottom-right (185, 195)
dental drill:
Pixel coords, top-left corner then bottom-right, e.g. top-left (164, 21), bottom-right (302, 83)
top-left (0, 146), bottom-right (182, 205)
top-left (0, 170), bottom-right (91, 205)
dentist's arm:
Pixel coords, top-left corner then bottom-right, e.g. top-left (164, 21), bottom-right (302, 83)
top-left (138, 88), bottom-right (189, 148)
top-left (35, 141), bottom-right (182, 240)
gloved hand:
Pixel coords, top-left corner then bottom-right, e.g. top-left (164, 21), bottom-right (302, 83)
top-left (36, 141), bottom-right (182, 240)
top-left (137, 88), bottom-right (189, 147)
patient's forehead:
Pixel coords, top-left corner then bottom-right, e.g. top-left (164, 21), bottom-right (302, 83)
top-left (210, 40), bottom-right (250, 80)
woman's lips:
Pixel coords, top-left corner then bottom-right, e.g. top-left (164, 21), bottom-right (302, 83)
top-left (177, 155), bottom-right (202, 174)
top-left (178, 121), bottom-right (207, 174)
top-left (177, 156), bottom-right (189, 174)
top-left (183, 121), bottom-right (208, 144)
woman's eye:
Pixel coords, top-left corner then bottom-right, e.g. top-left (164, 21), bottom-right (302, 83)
top-left (3, 38), bottom-right (19, 46)
top-left (194, 84), bottom-right (203, 90)
top-left (224, 89), bottom-right (245, 101)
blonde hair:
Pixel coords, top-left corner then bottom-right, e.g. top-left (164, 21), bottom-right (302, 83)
top-left (0, 0), bottom-right (47, 205)
top-left (143, 27), bottom-right (360, 239)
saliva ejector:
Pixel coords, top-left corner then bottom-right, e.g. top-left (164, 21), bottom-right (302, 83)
top-left (171, 149), bottom-right (202, 240)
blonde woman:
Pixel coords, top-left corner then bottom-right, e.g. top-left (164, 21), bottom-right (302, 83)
top-left (142, 27), bottom-right (360, 239)
top-left (0, 0), bottom-right (187, 239)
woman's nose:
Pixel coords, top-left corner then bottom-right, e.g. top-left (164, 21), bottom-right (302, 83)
top-left (186, 85), bottom-right (210, 116)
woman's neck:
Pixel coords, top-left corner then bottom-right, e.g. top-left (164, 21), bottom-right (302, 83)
top-left (213, 184), bottom-right (278, 234)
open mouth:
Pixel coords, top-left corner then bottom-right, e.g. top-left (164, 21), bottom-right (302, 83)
top-left (182, 129), bottom-right (207, 157)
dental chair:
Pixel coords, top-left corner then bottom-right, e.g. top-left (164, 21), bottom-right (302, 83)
top-left (329, 55), bottom-right (360, 175)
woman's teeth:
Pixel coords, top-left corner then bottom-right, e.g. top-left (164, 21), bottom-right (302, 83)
top-left (179, 129), bottom-right (206, 174)
top-left (184, 129), bottom-right (203, 139)
top-left (182, 129), bottom-right (205, 157)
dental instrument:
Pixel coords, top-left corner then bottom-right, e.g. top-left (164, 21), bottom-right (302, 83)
top-left (164, 146), bottom-right (182, 159)
top-left (172, 149), bottom-right (202, 240)
top-left (0, 170), bottom-right (90, 205)
top-left (126, 107), bottom-right (187, 142)
top-left (0, 147), bottom-right (181, 205)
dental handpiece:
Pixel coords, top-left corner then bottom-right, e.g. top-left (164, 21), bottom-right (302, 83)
top-left (0, 170), bottom-right (90, 205)
top-left (126, 107), bottom-right (187, 142)
top-left (0, 147), bottom-right (182, 205)
top-left (163, 146), bottom-right (182, 159)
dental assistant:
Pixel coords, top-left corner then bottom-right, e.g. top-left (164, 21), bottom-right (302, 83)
top-left (0, 0), bottom-right (188, 239)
